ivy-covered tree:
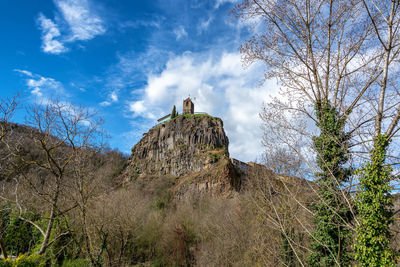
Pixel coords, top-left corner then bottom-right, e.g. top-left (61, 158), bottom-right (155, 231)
top-left (352, 1), bottom-right (400, 265)
top-left (235, 0), bottom-right (376, 264)
top-left (354, 136), bottom-right (395, 266)
top-left (307, 101), bottom-right (352, 266)
top-left (236, 0), bottom-right (400, 265)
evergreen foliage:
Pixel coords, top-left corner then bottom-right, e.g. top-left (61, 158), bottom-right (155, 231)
top-left (171, 105), bottom-right (177, 119)
top-left (354, 135), bottom-right (396, 266)
top-left (4, 216), bottom-right (40, 256)
top-left (1, 210), bottom-right (41, 256)
top-left (307, 100), bottom-right (352, 266)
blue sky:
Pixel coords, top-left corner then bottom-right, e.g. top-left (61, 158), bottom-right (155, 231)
top-left (0, 0), bottom-right (278, 161)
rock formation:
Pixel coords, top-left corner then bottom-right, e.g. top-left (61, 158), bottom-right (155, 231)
top-left (122, 114), bottom-right (242, 197)
top-left (126, 115), bottom-right (229, 177)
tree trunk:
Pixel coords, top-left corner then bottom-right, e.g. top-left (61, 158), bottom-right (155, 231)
top-left (0, 238), bottom-right (7, 259)
top-left (39, 191), bottom-right (59, 255)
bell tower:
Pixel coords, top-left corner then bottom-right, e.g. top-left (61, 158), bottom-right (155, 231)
top-left (183, 97), bottom-right (194, 114)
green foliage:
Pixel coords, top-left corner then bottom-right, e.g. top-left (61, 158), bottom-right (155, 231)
top-left (307, 100), bottom-right (352, 266)
top-left (171, 105), bottom-right (177, 119)
top-left (159, 113), bottom-right (220, 127)
top-left (0, 258), bottom-right (12, 267)
top-left (181, 113), bottom-right (217, 120)
top-left (209, 152), bottom-right (220, 162)
top-left (61, 258), bottom-right (91, 267)
top-left (3, 212), bottom-right (41, 256)
top-left (28, 216), bottom-right (74, 265)
top-left (0, 254), bottom-right (46, 267)
top-left (354, 135), bottom-right (396, 266)
top-left (14, 254), bottom-right (46, 267)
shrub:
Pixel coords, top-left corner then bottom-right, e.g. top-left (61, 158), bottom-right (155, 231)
top-left (4, 213), bottom-right (41, 255)
top-left (0, 254), bottom-right (46, 267)
top-left (61, 258), bottom-right (91, 267)
top-left (0, 258), bottom-right (12, 267)
top-left (209, 152), bottom-right (220, 162)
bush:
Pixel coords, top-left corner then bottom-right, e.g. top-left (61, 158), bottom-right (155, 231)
top-left (0, 254), bottom-right (46, 267)
top-left (209, 152), bottom-right (220, 162)
top-left (0, 258), bottom-right (12, 267)
top-left (14, 254), bottom-right (46, 267)
top-left (4, 213), bottom-right (41, 255)
top-left (61, 258), bottom-right (91, 267)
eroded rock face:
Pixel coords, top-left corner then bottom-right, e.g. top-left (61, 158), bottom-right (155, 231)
top-left (125, 115), bottom-right (230, 178)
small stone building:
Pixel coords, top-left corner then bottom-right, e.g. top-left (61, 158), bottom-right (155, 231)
top-left (157, 113), bottom-right (171, 124)
top-left (183, 97), bottom-right (194, 114)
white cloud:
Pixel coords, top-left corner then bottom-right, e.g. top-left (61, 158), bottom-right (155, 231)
top-left (31, 87), bottom-right (43, 97)
top-left (100, 90), bottom-right (118, 107)
top-left (119, 19), bottom-right (162, 30)
top-left (110, 91), bottom-right (118, 102)
top-left (173, 26), bottom-right (188, 40)
top-left (14, 69), bottom-right (33, 77)
top-left (15, 70), bottom-right (66, 100)
top-left (37, 0), bottom-right (105, 54)
top-left (128, 52), bottom-right (279, 161)
top-left (129, 100), bottom-right (146, 114)
top-left (37, 13), bottom-right (68, 54)
top-left (214, 0), bottom-right (240, 9)
top-left (55, 0), bottom-right (105, 41)
top-left (198, 16), bottom-right (213, 34)
top-left (99, 48), bottom-right (170, 109)
top-left (99, 101), bottom-right (111, 106)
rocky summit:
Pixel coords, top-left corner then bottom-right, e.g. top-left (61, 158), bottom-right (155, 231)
top-left (122, 114), bottom-right (244, 197)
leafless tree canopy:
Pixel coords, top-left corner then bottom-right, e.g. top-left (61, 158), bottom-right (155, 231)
top-left (2, 101), bottom-right (105, 255)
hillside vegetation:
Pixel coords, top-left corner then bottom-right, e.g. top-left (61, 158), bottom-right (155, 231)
top-left (0, 102), bottom-right (317, 266)
top-left (1, 99), bottom-right (400, 267)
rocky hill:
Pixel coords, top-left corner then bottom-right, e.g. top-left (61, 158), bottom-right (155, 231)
top-left (122, 114), bottom-right (243, 197)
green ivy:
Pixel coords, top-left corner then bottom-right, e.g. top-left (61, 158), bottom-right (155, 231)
top-left (354, 135), bottom-right (396, 266)
top-left (307, 100), bottom-right (353, 266)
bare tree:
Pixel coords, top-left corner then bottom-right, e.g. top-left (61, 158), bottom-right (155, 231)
top-left (0, 95), bottom-right (19, 258)
top-left (5, 101), bottom-right (103, 255)
top-left (244, 164), bottom-right (312, 266)
top-left (0, 95), bottom-right (19, 141)
top-left (235, 0), bottom-right (400, 265)
top-left (233, 0), bottom-right (399, 265)
top-left (66, 149), bottom-right (127, 266)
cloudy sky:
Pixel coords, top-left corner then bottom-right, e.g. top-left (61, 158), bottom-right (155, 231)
top-left (0, 0), bottom-right (278, 161)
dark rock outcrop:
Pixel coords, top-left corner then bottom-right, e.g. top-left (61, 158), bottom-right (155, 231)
top-left (125, 115), bottom-right (229, 178)
top-left (121, 114), bottom-right (309, 199)
top-left (121, 115), bottom-right (244, 198)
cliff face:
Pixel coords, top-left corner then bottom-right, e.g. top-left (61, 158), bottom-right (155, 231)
top-left (127, 115), bottom-right (229, 177)
top-left (122, 115), bottom-right (241, 197)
